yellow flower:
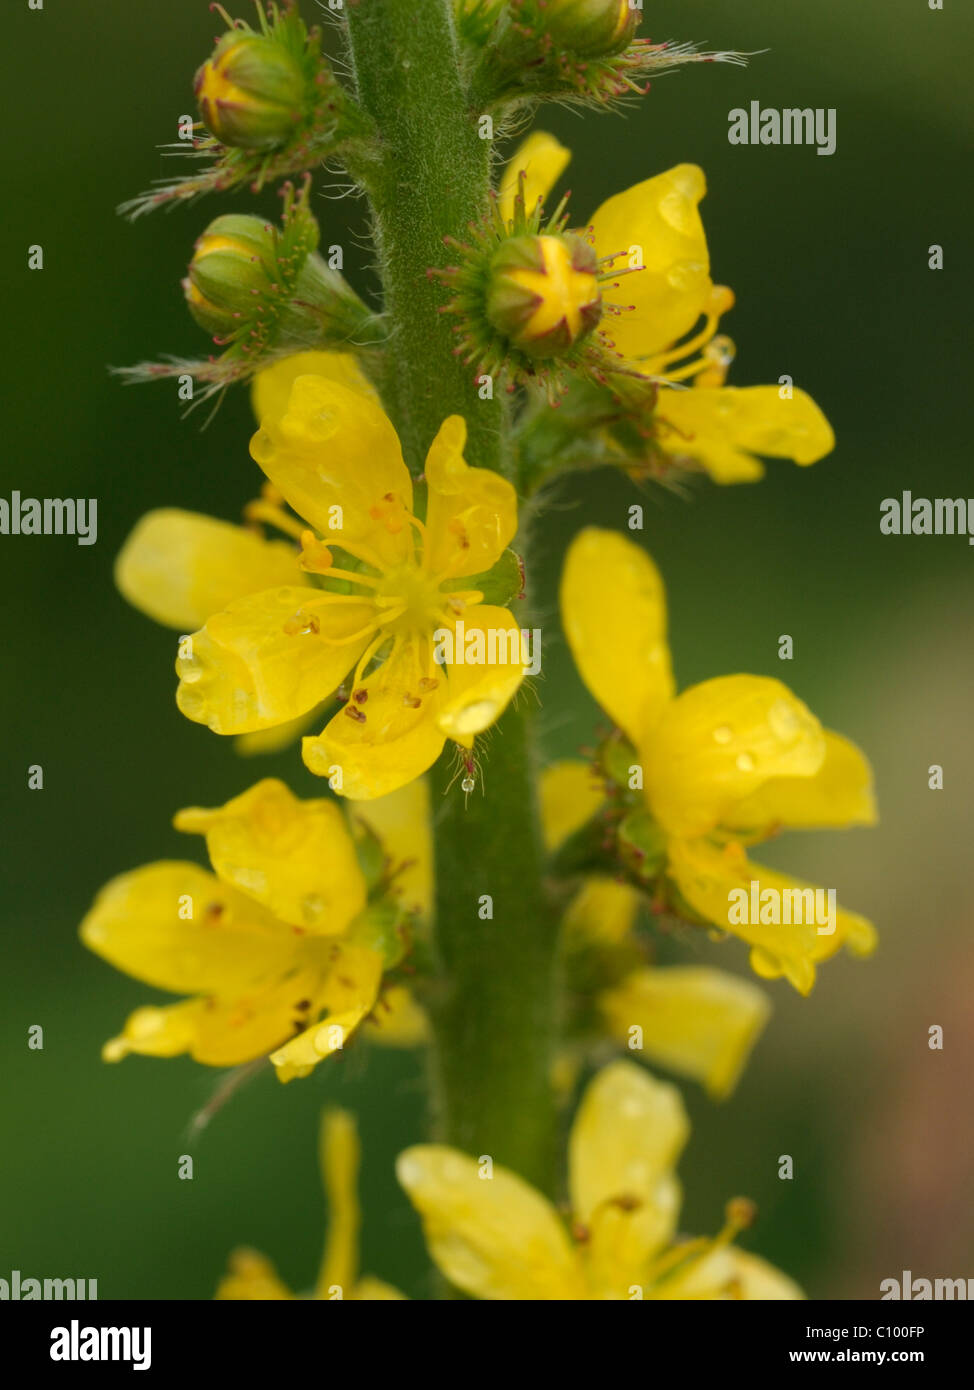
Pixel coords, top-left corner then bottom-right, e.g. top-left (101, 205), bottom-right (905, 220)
top-left (217, 1110), bottom-right (404, 1300)
top-left (79, 778), bottom-right (397, 1082)
top-left (502, 134), bottom-right (834, 482)
top-left (541, 760), bottom-right (770, 1098)
top-left (398, 1060), bottom-right (802, 1300)
top-left (116, 352), bottom-right (376, 757)
top-left (560, 528), bottom-right (878, 994)
top-left (174, 371), bottom-right (524, 799)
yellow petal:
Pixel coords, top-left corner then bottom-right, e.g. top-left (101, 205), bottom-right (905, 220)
top-left (600, 966), bottom-right (771, 1099)
top-left (728, 1249), bottom-right (805, 1300)
top-left (250, 375), bottom-right (413, 569)
top-left (589, 165), bottom-right (711, 362)
top-left (104, 965), bottom-right (324, 1067)
top-left (316, 1109), bottom-right (360, 1297)
top-left (644, 675), bottom-right (826, 839)
top-left (564, 877), bottom-right (640, 945)
top-left (352, 1276), bottom-right (407, 1300)
top-left (174, 779), bottom-right (366, 934)
top-left (666, 838), bottom-right (878, 997)
top-left (271, 1007), bottom-right (367, 1084)
top-left (234, 704), bottom-right (325, 757)
top-left (176, 587), bottom-right (373, 735)
top-left (101, 998), bottom-right (207, 1063)
top-left (423, 416), bottom-right (519, 580)
top-left (304, 636), bottom-right (446, 800)
top-left (353, 779), bottom-right (433, 918)
top-left (723, 730), bottom-right (877, 839)
top-left (570, 1061), bottom-right (691, 1214)
top-left (215, 1248), bottom-right (294, 1300)
top-left (663, 1246), bottom-right (804, 1300)
top-left (498, 132), bottom-right (571, 224)
top-left (655, 385), bottom-right (835, 484)
top-left (80, 861), bottom-right (292, 996)
top-left (561, 528), bottom-right (675, 746)
top-left (251, 351), bottom-right (377, 424)
top-left (396, 1145), bottom-right (585, 1300)
top-left (539, 759), bottom-right (604, 850)
top-left (436, 606), bottom-right (527, 743)
top-left (569, 1062), bottom-right (689, 1289)
top-left (364, 984), bottom-right (430, 1047)
top-left (116, 509), bottom-right (303, 632)
top-left (270, 946), bottom-right (383, 1082)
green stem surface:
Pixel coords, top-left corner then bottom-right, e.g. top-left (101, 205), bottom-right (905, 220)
top-left (346, 0), bottom-right (559, 1192)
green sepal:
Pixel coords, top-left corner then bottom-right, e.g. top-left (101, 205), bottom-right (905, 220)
top-left (347, 899), bottom-right (411, 970)
top-left (441, 547), bottom-right (524, 607)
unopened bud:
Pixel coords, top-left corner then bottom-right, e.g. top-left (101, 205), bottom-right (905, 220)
top-left (486, 234), bottom-right (601, 358)
top-left (545, 0), bottom-right (639, 57)
top-left (183, 187), bottom-right (376, 360)
top-left (184, 216), bottom-right (278, 336)
top-left (195, 30), bottom-right (308, 151)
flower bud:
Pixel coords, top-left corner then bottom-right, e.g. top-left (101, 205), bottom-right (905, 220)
top-left (184, 215), bottom-right (278, 336)
top-left (486, 234), bottom-right (602, 358)
top-left (544, 0), bottom-right (639, 57)
top-left (195, 30), bottom-right (308, 151)
top-left (182, 187), bottom-right (378, 362)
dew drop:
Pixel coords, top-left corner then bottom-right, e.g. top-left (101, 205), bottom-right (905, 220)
top-left (713, 725), bottom-right (733, 744)
top-left (736, 752), bottom-right (755, 773)
top-left (461, 776), bottom-right (475, 793)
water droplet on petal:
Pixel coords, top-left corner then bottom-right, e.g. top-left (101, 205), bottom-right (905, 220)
top-left (736, 752), bottom-right (755, 773)
top-left (713, 725), bottom-right (733, 744)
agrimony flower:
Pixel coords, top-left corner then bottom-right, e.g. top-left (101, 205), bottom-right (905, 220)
top-left (541, 760), bottom-right (770, 1099)
top-left (217, 1109), bottom-right (404, 1300)
top-left (80, 779), bottom-right (410, 1082)
top-left (505, 134), bottom-right (835, 482)
top-left (398, 1059), bottom-right (802, 1300)
top-left (560, 528), bottom-right (878, 994)
top-left (176, 372), bottom-right (526, 799)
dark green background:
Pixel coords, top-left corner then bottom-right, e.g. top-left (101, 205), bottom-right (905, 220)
top-left (2, 0), bottom-right (972, 1299)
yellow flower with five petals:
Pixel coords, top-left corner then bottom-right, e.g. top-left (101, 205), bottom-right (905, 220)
top-left (116, 351), bottom-right (377, 756)
top-left (560, 528), bottom-right (878, 994)
top-left (398, 1059), bottom-right (802, 1300)
top-left (501, 133), bottom-right (835, 482)
top-left (79, 778), bottom-right (402, 1082)
top-left (175, 371), bottom-right (525, 798)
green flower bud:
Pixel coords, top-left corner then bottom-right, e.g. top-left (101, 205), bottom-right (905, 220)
top-left (182, 187), bottom-right (377, 361)
top-left (194, 30), bottom-right (308, 151)
top-left (184, 215), bottom-right (278, 336)
top-left (545, 0), bottom-right (640, 57)
top-left (485, 233), bottom-right (602, 358)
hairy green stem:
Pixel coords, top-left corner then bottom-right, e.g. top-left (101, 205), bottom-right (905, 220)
top-left (345, 0), bottom-right (560, 1192)
top-left (345, 0), bottom-right (504, 474)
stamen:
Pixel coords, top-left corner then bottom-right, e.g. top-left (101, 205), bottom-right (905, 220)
top-left (645, 286), bottom-right (735, 381)
top-left (299, 530), bottom-right (383, 588)
top-left (244, 498), bottom-right (306, 542)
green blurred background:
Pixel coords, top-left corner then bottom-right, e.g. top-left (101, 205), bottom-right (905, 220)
top-left (2, 0), bottom-right (972, 1299)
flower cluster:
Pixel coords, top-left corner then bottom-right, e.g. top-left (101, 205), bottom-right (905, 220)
top-left (87, 0), bottom-right (877, 1302)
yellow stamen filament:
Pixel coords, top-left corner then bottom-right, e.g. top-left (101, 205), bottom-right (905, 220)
top-left (244, 499), bottom-right (307, 542)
